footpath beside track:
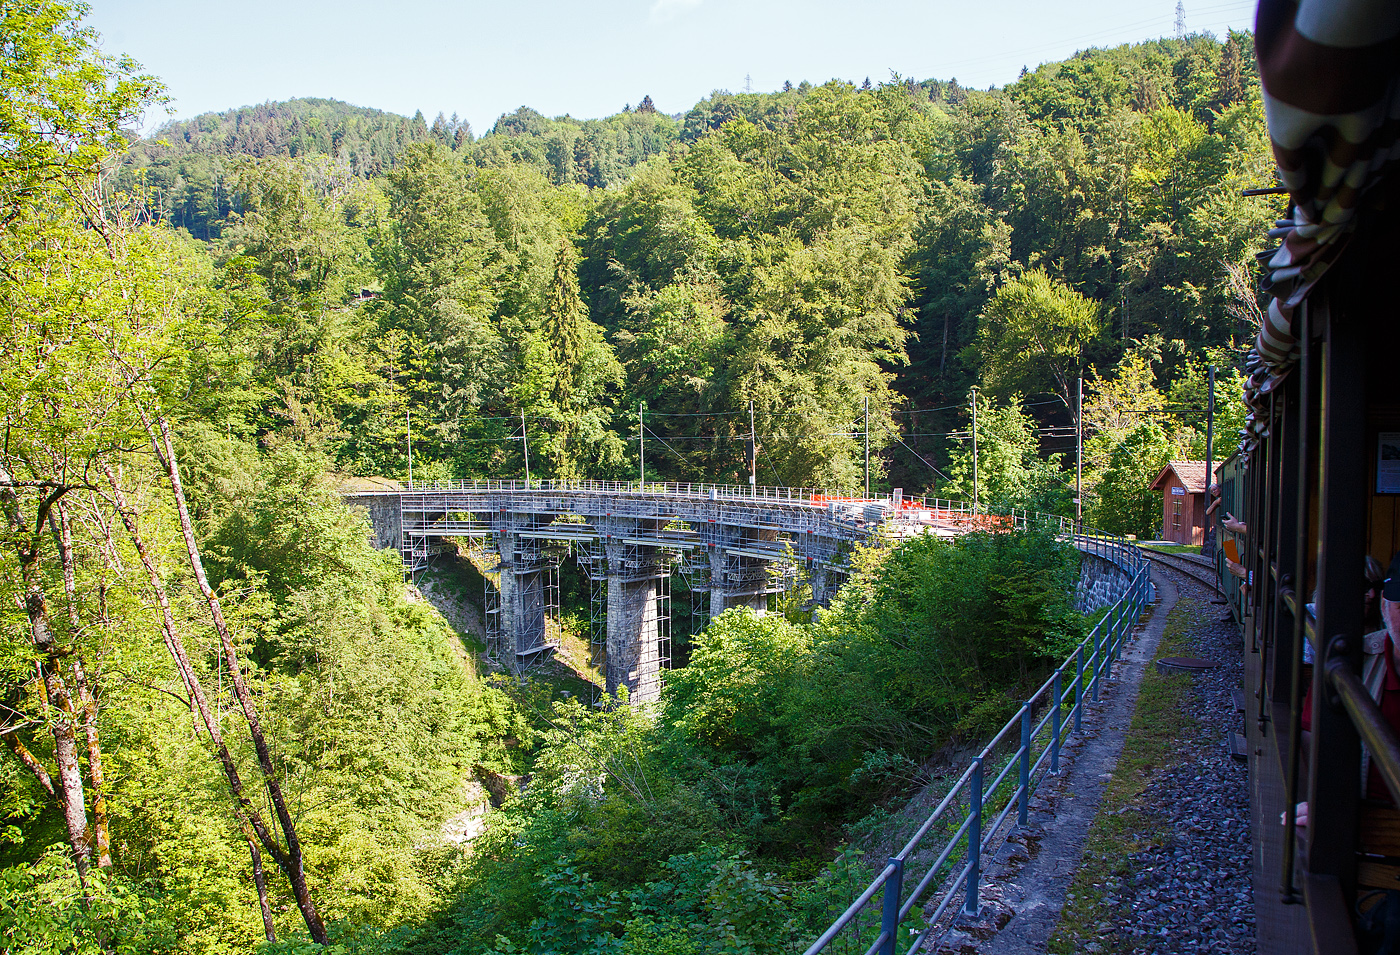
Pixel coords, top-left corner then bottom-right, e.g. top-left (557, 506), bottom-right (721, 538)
top-left (942, 565), bottom-right (1178, 953)
top-left (938, 560), bottom-right (1253, 954)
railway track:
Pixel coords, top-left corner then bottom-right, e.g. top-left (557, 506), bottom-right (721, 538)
top-left (1144, 548), bottom-right (1224, 593)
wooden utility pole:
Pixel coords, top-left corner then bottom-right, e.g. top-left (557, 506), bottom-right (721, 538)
top-left (1205, 365), bottom-right (1216, 479)
top-left (970, 387), bottom-right (979, 511)
top-left (1204, 365), bottom-right (1216, 556)
top-left (639, 401), bottom-right (645, 485)
top-left (864, 395), bottom-right (870, 498)
top-left (406, 408), bottom-right (413, 487)
top-left (521, 411), bottom-right (530, 485)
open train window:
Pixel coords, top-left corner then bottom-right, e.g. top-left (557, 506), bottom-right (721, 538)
top-left (1235, 2), bottom-right (1399, 951)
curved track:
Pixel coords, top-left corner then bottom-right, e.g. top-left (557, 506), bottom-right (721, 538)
top-left (1145, 548), bottom-right (1223, 592)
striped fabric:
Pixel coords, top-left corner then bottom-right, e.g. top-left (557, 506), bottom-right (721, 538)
top-left (1241, 0), bottom-right (1400, 456)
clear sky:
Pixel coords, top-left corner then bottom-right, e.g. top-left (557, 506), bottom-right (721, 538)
top-left (85, 0), bottom-right (1258, 136)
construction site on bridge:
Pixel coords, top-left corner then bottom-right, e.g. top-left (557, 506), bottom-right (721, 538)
top-left (346, 480), bottom-right (1058, 703)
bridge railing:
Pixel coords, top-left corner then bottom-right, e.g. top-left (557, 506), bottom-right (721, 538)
top-left (396, 478), bottom-right (875, 504)
top-left (393, 483), bottom-right (1140, 546)
top-left (802, 527), bottom-right (1150, 955)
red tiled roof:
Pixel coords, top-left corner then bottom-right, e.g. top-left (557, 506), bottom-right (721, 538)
top-left (1150, 460), bottom-right (1209, 494)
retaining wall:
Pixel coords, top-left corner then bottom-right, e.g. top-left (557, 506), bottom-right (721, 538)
top-left (350, 493), bottom-right (401, 552)
top-left (1074, 547), bottom-right (1139, 614)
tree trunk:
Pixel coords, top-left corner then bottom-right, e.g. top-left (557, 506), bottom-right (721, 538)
top-left (101, 465), bottom-right (312, 937)
top-left (45, 690), bottom-right (91, 887)
top-left (70, 658), bottom-right (110, 869)
top-left (0, 471), bottom-right (92, 886)
top-left (147, 416), bottom-right (327, 944)
top-left (238, 813), bottom-right (277, 942)
top-left (51, 504), bottom-right (111, 868)
top-left (940, 312), bottom-right (950, 376)
top-left (3, 733), bottom-right (55, 796)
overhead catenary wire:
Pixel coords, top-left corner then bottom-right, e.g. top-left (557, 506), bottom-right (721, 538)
top-left (642, 425), bottom-right (708, 478)
top-left (882, 419), bottom-right (953, 484)
top-left (399, 386), bottom-right (1207, 500)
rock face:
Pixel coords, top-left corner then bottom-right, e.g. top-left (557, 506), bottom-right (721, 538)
top-left (439, 780), bottom-right (493, 845)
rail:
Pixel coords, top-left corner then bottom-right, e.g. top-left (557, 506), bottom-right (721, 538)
top-left (395, 478), bottom-right (869, 503)
top-left (1326, 650), bottom-right (1400, 809)
top-left (803, 530), bottom-right (1151, 955)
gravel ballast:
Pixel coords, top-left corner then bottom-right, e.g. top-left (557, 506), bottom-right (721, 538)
top-left (941, 564), bottom-right (1257, 954)
top-left (1097, 567), bottom-right (1254, 952)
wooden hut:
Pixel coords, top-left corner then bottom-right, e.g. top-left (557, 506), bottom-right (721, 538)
top-left (1150, 460), bottom-right (1208, 545)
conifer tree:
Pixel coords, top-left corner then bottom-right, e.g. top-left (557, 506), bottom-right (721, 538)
top-left (545, 239), bottom-right (589, 407)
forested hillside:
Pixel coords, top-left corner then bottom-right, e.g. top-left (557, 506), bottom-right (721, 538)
top-left (112, 27), bottom-right (1273, 536)
top-left (122, 96), bottom-right (679, 239)
top-left (2, 1), bottom-right (1276, 951)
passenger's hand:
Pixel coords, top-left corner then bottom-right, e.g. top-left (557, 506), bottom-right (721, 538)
top-left (1280, 801), bottom-right (1308, 827)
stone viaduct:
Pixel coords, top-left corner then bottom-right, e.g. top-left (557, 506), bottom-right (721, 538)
top-left (346, 480), bottom-right (967, 702)
top-left (346, 480), bottom-right (1114, 705)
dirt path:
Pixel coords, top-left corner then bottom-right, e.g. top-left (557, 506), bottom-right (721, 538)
top-left (935, 566), bottom-right (1179, 953)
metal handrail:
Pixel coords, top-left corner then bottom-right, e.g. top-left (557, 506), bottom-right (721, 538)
top-left (803, 546), bottom-right (1153, 955)
top-left (1327, 657), bottom-right (1400, 805)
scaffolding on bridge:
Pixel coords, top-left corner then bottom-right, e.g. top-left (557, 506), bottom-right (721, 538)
top-left (676, 550), bottom-right (710, 638)
top-left (381, 483), bottom-right (888, 698)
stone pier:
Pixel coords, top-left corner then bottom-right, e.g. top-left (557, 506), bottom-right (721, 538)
top-left (496, 533), bottom-right (549, 666)
top-left (808, 564), bottom-right (837, 607)
top-left (708, 547), bottom-right (772, 617)
top-left (604, 540), bottom-right (668, 703)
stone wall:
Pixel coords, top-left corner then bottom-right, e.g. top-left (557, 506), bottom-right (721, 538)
top-left (1075, 550), bottom-right (1137, 614)
top-left (350, 493), bottom-right (401, 552)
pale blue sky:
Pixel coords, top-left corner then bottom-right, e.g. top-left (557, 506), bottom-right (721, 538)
top-left (86, 0), bottom-right (1258, 136)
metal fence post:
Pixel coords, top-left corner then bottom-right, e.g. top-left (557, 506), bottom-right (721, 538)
top-left (1118, 590), bottom-right (1130, 660)
top-left (1120, 597), bottom-right (1129, 660)
top-left (1018, 703), bottom-right (1031, 826)
top-left (964, 758), bottom-right (983, 917)
top-left (1110, 600), bottom-right (1122, 663)
top-left (879, 857), bottom-right (904, 955)
top-left (1052, 670), bottom-right (1062, 774)
top-left (1092, 623), bottom-right (1101, 703)
top-left (1075, 646), bottom-right (1084, 733)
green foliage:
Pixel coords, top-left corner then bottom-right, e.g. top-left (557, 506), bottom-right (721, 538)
top-left (0, 0), bottom-right (162, 225)
top-left (104, 37), bottom-right (1275, 497)
top-left (942, 393), bottom-right (1072, 513)
top-left (975, 269), bottom-right (1102, 411)
top-left (0, 850), bottom-right (174, 955)
top-left (811, 530), bottom-right (1083, 744)
top-left (475, 105), bottom-right (678, 189)
top-left (118, 98), bottom-right (443, 238)
top-left (1090, 422), bottom-right (1174, 539)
